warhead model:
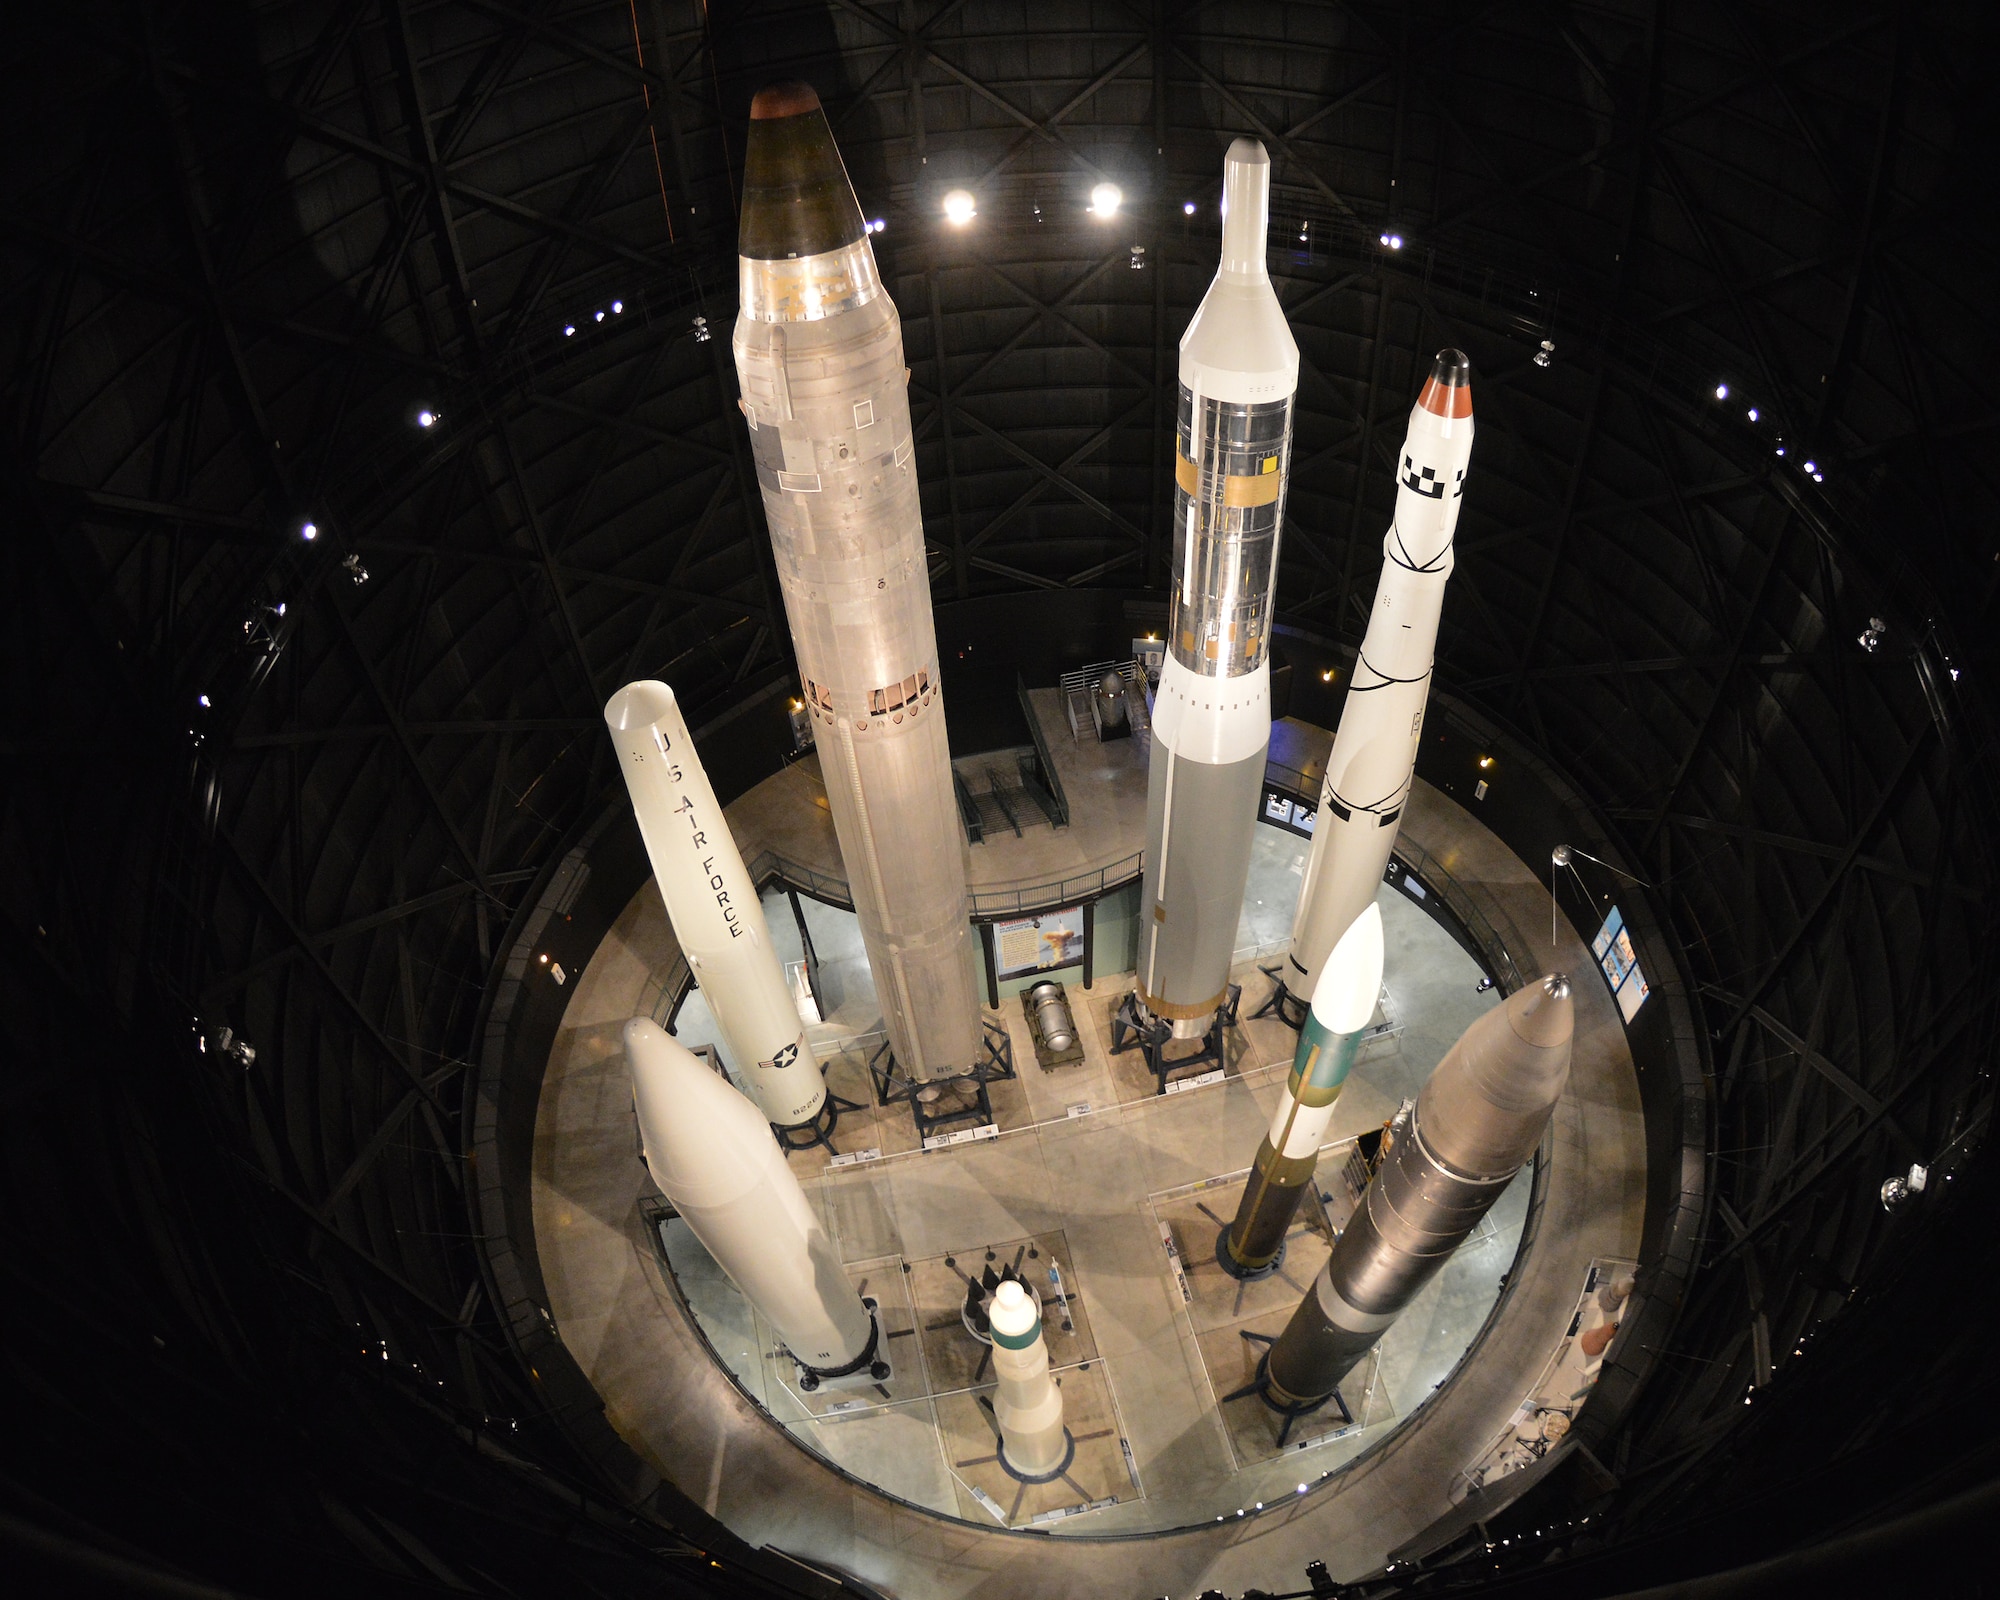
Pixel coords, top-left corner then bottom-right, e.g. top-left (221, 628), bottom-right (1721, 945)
top-left (731, 83), bottom-right (981, 1083)
top-left (988, 1279), bottom-right (1073, 1482)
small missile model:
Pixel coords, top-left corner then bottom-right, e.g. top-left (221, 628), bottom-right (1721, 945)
top-left (1131, 138), bottom-right (1298, 1044)
top-left (988, 1279), bottom-right (1072, 1481)
top-left (731, 84), bottom-right (982, 1084)
top-left (1275, 350), bottom-right (1474, 1023)
top-left (624, 1019), bottom-right (887, 1387)
top-left (1253, 975), bottom-right (1572, 1423)
top-left (1219, 904), bottom-right (1384, 1278)
top-left (605, 681), bottom-right (827, 1133)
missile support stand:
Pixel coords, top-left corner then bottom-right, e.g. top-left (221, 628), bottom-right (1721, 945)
top-left (1223, 1331), bottom-right (1353, 1447)
top-left (869, 1019), bottom-right (1016, 1141)
top-left (1110, 985), bottom-right (1240, 1095)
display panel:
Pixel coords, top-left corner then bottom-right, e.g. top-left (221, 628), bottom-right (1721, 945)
top-left (992, 908), bottom-right (1086, 982)
top-left (1593, 905), bottom-right (1650, 1019)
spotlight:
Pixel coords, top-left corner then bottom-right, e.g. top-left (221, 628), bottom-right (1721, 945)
top-left (1129, 243), bottom-right (1146, 270)
top-left (1320, 668), bottom-right (1335, 682)
top-left (300, 521), bottom-right (318, 542)
top-left (692, 315), bottom-right (710, 343)
top-left (1183, 201), bottom-right (1197, 215)
top-left (1534, 338), bottom-right (1555, 368)
top-left (1802, 459), bottom-right (1817, 474)
top-left (1089, 182), bottom-right (1122, 218)
top-left (868, 218), bottom-right (886, 234)
top-left (1475, 976), bottom-right (1496, 993)
top-left (611, 299), bottom-right (624, 313)
top-left (342, 553), bottom-right (369, 586)
top-left (1857, 616), bottom-right (1886, 653)
top-left (197, 694), bottom-right (211, 708)
top-left (1748, 407), bottom-right (1759, 421)
top-left (416, 409), bottom-right (436, 428)
top-left (594, 309), bottom-right (605, 322)
top-left (942, 189), bottom-right (976, 226)
top-left (1714, 383), bottom-right (1729, 400)
top-left (563, 324), bottom-right (575, 336)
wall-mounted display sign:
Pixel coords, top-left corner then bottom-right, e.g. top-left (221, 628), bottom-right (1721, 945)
top-left (992, 907), bottom-right (1087, 983)
top-left (1593, 905), bottom-right (1650, 1022)
top-left (1259, 787), bottom-right (1318, 838)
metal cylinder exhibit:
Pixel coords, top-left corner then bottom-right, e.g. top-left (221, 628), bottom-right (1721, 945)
top-left (1028, 980), bottom-right (1077, 1053)
top-left (1221, 904), bottom-right (1385, 1275)
top-left (731, 83), bottom-right (982, 1082)
top-left (1264, 974), bottom-right (1573, 1408)
top-left (1283, 351), bottom-right (1475, 1002)
top-left (989, 1279), bottom-right (1071, 1481)
top-left (605, 681), bottom-right (825, 1129)
top-left (625, 1019), bottom-right (877, 1377)
top-left (1136, 137), bottom-right (1299, 1040)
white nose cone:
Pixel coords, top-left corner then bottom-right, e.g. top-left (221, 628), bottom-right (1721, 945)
top-left (1180, 138), bottom-right (1299, 405)
top-left (1311, 902), bottom-right (1384, 1036)
top-left (624, 1019), bottom-right (871, 1371)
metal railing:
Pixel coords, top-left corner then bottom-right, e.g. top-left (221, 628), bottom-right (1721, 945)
top-left (1015, 675), bottom-right (1071, 826)
top-left (1395, 836), bottom-right (1531, 995)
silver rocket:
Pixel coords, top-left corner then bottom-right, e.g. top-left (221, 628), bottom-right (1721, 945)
top-left (605, 681), bottom-right (826, 1129)
top-left (1136, 139), bottom-right (1299, 1039)
top-left (625, 1019), bottom-right (884, 1382)
top-left (1263, 974), bottom-right (1572, 1411)
top-left (731, 83), bottom-right (982, 1081)
top-left (1282, 351), bottom-right (1474, 1004)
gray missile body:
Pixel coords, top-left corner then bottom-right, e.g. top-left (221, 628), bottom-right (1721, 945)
top-left (731, 84), bottom-right (982, 1081)
top-left (1264, 974), bottom-right (1573, 1409)
top-left (1135, 139), bottom-right (1299, 1040)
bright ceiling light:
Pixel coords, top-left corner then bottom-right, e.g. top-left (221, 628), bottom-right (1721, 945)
top-left (1089, 182), bottom-right (1122, 218)
top-left (1715, 383), bottom-right (1728, 400)
top-left (1183, 200), bottom-right (1196, 215)
top-left (300, 521), bottom-right (317, 541)
top-left (416, 409), bottom-right (436, 428)
top-left (942, 189), bottom-right (976, 226)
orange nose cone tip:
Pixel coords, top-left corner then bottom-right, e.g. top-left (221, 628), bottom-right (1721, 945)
top-left (750, 81), bottom-right (822, 120)
top-left (1417, 347), bottom-right (1474, 418)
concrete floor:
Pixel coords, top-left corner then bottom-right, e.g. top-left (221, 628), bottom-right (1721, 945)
top-left (532, 725), bottom-right (1646, 1597)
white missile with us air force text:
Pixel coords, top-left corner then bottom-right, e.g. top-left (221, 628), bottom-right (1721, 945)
top-left (606, 681), bottom-right (826, 1130)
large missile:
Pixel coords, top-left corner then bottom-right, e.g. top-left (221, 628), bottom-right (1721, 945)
top-left (731, 83), bottom-right (982, 1082)
top-left (624, 1019), bottom-right (885, 1384)
top-left (1135, 139), bottom-right (1299, 1039)
top-left (988, 1279), bottom-right (1072, 1481)
top-left (1280, 351), bottom-right (1474, 1011)
top-left (1219, 904), bottom-right (1384, 1277)
top-left (1261, 974), bottom-right (1572, 1412)
top-left (605, 681), bottom-right (825, 1130)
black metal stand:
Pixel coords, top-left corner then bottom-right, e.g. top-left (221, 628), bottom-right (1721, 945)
top-left (977, 1403), bottom-right (1078, 1486)
top-left (1250, 964), bottom-right (1309, 1029)
top-left (1109, 985), bottom-right (1239, 1095)
top-left (795, 1296), bottom-right (893, 1390)
top-left (1221, 1333), bottom-right (1352, 1447)
top-left (870, 1020), bottom-right (1016, 1141)
top-left (772, 1084), bottom-right (866, 1156)
top-left (1213, 1221), bottom-right (1287, 1282)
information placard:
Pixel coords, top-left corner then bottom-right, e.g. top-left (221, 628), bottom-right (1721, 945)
top-left (1592, 905), bottom-right (1650, 1020)
top-left (991, 907), bottom-right (1086, 982)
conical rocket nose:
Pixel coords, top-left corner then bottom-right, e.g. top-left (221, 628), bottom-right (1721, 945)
top-left (739, 81), bottom-right (867, 261)
top-left (1219, 138), bottom-right (1273, 280)
top-left (1418, 347), bottom-right (1474, 418)
top-left (1505, 972), bottom-right (1575, 1050)
top-left (1311, 903), bottom-right (1384, 1035)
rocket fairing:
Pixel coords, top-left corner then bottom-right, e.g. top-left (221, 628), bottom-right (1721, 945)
top-left (1220, 904), bottom-right (1384, 1277)
top-left (1263, 974), bottom-right (1573, 1410)
top-left (605, 681), bottom-right (825, 1129)
top-left (1135, 138), bottom-right (1299, 1040)
top-left (624, 1019), bottom-right (884, 1380)
top-left (731, 83), bottom-right (982, 1082)
top-left (988, 1279), bottom-right (1072, 1481)
top-left (1282, 351), bottom-right (1474, 1004)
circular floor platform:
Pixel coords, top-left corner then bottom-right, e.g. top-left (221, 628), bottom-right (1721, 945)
top-left (531, 773), bottom-right (1645, 1598)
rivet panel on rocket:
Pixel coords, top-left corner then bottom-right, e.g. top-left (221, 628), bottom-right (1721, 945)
top-left (1284, 351), bottom-right (1474, 1000)
top-left (1221, 904), bottom-right (1384, 1274)
top-left (1265, 974), bottom-right (1572, 1408)
top-left (605, 680), bottom-right (825, 1129)
top-left (624, 1019), bottom-right (877, 1377)
top-left (730, 83), bottom-right (981, 1081)
top-left (1136, 138), bottom-right (1299, 1040)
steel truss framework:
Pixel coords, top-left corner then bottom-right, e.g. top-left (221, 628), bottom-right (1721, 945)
top-left (4, 0), bottom-right (1996, 1590)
